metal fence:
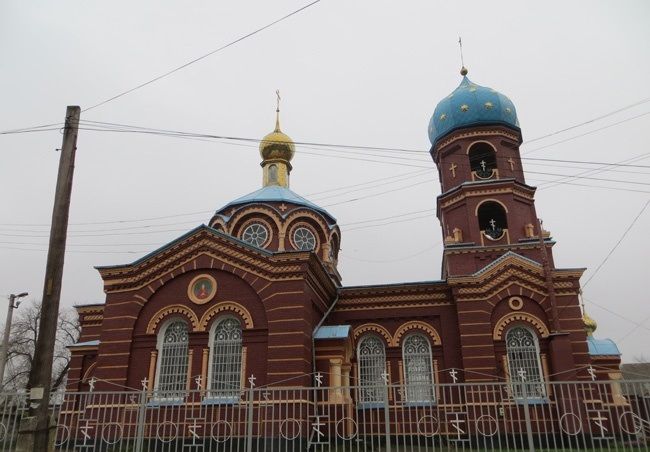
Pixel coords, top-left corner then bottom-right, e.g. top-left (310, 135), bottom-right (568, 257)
top-left (1, 379), bottom-right (649, 451)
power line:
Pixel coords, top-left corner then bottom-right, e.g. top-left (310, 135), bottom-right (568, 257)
top-left (522, 111), bottom-right (650, 155)
top-left (581, 199), bottom-right (650, 289)
top-left (81, 1), bottom-right (321, 113)
top-left (522, 98), bottom-right (650, 145)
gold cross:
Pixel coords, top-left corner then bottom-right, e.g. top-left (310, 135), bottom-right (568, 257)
top-left (278, 203), bottom-right (288, 212)
top-left (449, 162), bottom-right (458, 178)
top-left (507, 157), bottom-right (515, 171)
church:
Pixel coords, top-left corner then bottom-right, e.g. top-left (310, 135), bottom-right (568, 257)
top-left (67, 67), bottom-right (622, 405)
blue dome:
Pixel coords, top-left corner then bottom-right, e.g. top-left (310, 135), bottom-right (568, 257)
top-left (428, 76), bottom-right (520, 146)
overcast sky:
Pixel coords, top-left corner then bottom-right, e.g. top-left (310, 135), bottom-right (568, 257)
top-left (1, 1), bottom-right (649, 362)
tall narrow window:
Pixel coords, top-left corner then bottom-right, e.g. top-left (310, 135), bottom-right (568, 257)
top-left (156, 320), bottom-right (189, 398)
top-left (403, 334), bottom-right (435, 403)
top-left (209, 317), bottom-right (243, 399)
top-left (506, 326), bottom-right (546, 399)
top-left (358, 335), bottom-right (386, 403)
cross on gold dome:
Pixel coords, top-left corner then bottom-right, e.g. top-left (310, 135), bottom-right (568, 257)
top-left (275, 89), bottom-right (281, 131)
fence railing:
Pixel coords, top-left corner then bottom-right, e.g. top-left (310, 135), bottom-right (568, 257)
top-left (1, 379), bottom-right (649, 451)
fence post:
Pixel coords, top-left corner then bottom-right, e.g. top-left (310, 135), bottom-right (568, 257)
top-left (519, 378), bottom-right (535, 452)
top-left (382, 373), bottom-right (392, 452)
top-left (134, 383), bottom-right (148, 452)
top-left (246, 375), bottom-right (255, 452)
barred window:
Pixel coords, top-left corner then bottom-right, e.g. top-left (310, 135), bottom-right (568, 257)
top-left (506, 326), bottom-right (546, 399)
top-left (358, 335), bottom-right (386, 403)
top-left (156, 320), bottom-right (189, 398)
top-left (209, 317), bottom-right (243, 398)
top-left (403, 334), bottom-right (435, 403)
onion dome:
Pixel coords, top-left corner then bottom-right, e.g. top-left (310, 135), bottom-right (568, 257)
top-left (259, 113), bottom-right (295, 162)
top-left (428, 68), bottom-right (520, 146)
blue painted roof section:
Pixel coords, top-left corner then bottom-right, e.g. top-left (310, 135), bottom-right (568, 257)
top-left (314, 325), bottom-right (351, 340)
top-left (69, 340), bottom-right (100, 348)
top-left (429, 76), bottom-right (520, 146)
top-left (218, 186), bottom-right (336, 223)
top-left (587, 336), bottom-right (621, 356)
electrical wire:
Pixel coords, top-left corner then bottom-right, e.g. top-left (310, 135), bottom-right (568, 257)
top-left (81, 1), bottom-right (321, 113)
top-left (581, 199), bottom-right (650, 289)
top-left (521, 98), bottom-right (650, 145)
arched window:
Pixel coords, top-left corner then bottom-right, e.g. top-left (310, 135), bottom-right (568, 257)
top-left (357, 335), bottom-right (386, 403)
top-left (156, 320), bottom-right (189, 397)
top-left (506, 326), bottom-right (546, 399)
top-left (477, 201), bottom-right (508, 240)
top-left (402, 334), bottom-right (435, 403)
top-left (209, 317), bottom-right (243, 398)
top-left (469, 142), bottom-right (497, 179)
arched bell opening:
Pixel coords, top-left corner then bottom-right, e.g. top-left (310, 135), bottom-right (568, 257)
top-left (469, 142), bottom-right (497, 180)
top-left (477, 201), bottom-right (508, 240)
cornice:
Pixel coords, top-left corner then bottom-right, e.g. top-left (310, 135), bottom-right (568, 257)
top-left (97, 228), bottom-right (322, 293)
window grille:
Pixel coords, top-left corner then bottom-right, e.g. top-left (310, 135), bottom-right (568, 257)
top-left (293, 227), bottom-right (316, 250)
top-left (403, 334), bottom-right (435, 403)
top-left (506, 326), bottom-right (546, 399)
top-left (358, 335), bottom-right (386, 403)
top-left (156, 320), bottom-right (189, 398)
top-left (209, 317), bottom-right (242, 398)
top-left (241, 223), bottom-right (269, 248)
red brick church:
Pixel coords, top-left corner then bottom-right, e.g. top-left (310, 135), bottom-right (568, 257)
top-left (67, 68), bottom-right (622, 403)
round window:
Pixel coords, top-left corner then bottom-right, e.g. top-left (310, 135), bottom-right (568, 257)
top-left (241, 223), bottom-right (269, 248)
top-left (293, 227), bottom-right (316, 250)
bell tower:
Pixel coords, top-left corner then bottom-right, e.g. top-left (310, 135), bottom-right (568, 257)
top-left (429, 68), bottom-right (553, 278)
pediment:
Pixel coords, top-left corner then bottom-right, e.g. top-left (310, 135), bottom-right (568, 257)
top-left (96, 225), bottom-right (316, 293)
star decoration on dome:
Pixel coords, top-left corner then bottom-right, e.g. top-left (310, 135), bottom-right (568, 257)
top-left (469, 86), bottom-right (477, 92)
top-left (505, 107), bottom-right (512, 114)
top-left (484, 102), bottom-right (494, 110)
top-left (460, 104), bottom-right (469, 112)
top-left (439, 113), bottom-right (447, 121)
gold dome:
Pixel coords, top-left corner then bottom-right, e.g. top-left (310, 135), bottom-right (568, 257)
top-left (583, 310), bottom-right (597, 336)
top-left (259, 113), bottom-right (295, 162)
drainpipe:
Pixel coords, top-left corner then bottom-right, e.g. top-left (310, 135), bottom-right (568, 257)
top-left (312, 292), bottom-right (340, 381)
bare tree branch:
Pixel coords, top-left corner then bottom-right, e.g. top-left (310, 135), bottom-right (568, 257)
top-left (1, 300), bottom-right (80, 392)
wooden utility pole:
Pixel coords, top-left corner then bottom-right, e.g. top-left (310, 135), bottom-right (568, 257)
top-left (537, 218), bottom-right (561, 333)
top-left (22, 106), bottom-right (80, 451)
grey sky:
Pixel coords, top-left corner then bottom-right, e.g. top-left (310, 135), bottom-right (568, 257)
top-left (1, 1), bottom-right (649, 361)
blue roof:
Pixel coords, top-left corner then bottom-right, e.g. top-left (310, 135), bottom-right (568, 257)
top-left (217, 186), bottom-right (336, 223)
top-left (587, 336), bottom-right (621, 356)
top-left (69, 340), bottom-right (100, 348)
top-left (314, 325), bottom-right (351, 340)
top-left (429, 76), bottom-right (520, 146)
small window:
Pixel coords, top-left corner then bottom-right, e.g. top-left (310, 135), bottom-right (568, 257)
top-left (209, 317), bottom-right (243, 399)
top-left (241, 223), bottom-right (269, 248)
top-left (293, 227), bottom-right (316, 250)
top-left (402, 334), bottom-right (435, 403)
top-left (156, 320), bottom-right (189, 398)
top-left (477, 201), bottom-right (507, 240)
top-left (506, 326), bottom-right (546, 399)
top-left (358, 335), bottom-right (386, 403)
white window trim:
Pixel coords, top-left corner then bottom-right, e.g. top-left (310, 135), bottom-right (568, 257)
top-left (206, 316), bottom-right (243, 402)
top-left (402, 333), bottom-right (435, 403)
top-left (153, 317), bottom-right (189, 401)
top-left (505, 325), bottom-right (547, 400)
